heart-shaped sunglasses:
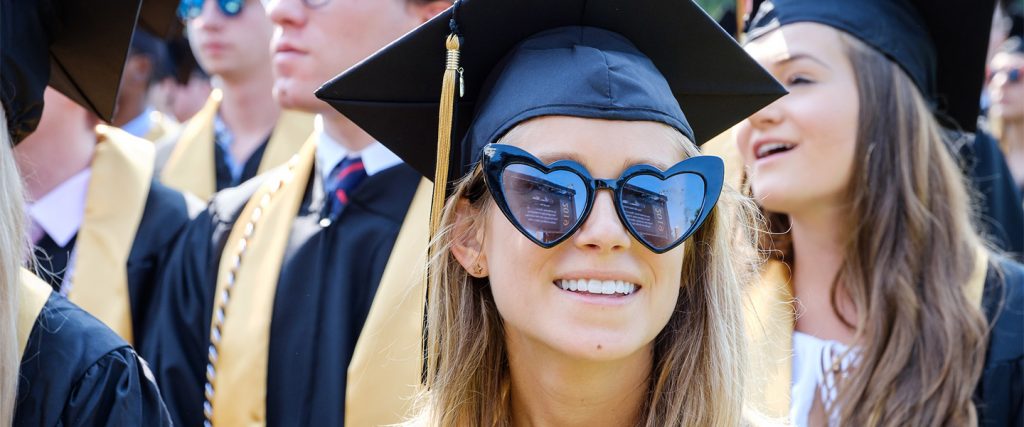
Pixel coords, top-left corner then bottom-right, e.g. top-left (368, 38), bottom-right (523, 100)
top-left (481, 144), bottom-right (724, 254)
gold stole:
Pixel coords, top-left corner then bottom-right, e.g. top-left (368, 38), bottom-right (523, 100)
top-left (66, 125), bottom-right (154, 344)
top-left (160, 89), bottom-right (314, 200)
top-left (206, 133), bottom-right (430, 425)
top-left (142, 110), bottom-right (180, 143)
top-left (17, 269), bottom-right (53, 359)
top-left (743, 249), bottom-right (991, 418)
top-left (346, 179), bottom-right (431, 426)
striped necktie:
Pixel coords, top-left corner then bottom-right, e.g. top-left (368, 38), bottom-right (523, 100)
top-left (325, 156), bottom-right (367, 218)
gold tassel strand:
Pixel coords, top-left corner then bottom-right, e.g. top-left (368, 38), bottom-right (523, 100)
top-left (424, 31), bottom-right (462, 385)
top-left (431, 33), bottom-right (462, 236)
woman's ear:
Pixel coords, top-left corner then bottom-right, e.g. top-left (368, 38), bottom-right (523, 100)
top-left (450, 197), bottom-right (489, 277)
top-left (409, 1), bottom-right (453, 25)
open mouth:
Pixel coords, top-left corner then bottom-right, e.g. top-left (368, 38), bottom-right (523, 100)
top-left (755, 142), bottom-right (796, 160)
top-left (555, 279), bottom-right (639, 296)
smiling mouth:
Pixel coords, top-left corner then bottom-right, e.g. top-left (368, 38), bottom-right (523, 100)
top-left (555, 279), bottom-right (639, 296)
top-left (755, 142), bottom-right (796, 159)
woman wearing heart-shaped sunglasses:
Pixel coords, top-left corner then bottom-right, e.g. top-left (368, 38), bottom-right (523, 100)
top-left (317, 0), bottom-right (787, 424)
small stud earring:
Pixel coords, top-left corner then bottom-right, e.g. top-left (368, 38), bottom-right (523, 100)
top-left (473, 264), bottom-right (485, 276)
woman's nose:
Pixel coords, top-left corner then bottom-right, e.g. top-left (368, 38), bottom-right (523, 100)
top-left (573, 191), bottom-right (631, 253)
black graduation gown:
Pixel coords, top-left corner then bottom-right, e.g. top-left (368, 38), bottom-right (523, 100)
top-left (213, 136), bottom-right (269, 191)
top-left (959, 129), bottom-right (1024, 259)
top-left (15, 292), bottom-right (171, 426)
top-left (32, 179), bottom-right (198, 346)
top-left (141, 162), bottom-right (421, 426)
top-left (153, 134), bottom-right (272, 193)
top-left (976, 256), bottom-right (1024, 426)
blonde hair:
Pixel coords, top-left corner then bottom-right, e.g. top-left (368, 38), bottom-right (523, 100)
top-left (754, 34), bottom-right (989, 426)
top-left (413, 121), bottom-right (761, 426)
top-left (0, 105), bottom-right (26, 425)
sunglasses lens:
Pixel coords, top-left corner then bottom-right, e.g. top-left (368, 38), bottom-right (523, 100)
top-left (220, 0), bottom-right (244, 15)
top-left (620, 173), bottom-right (705, 250)
top-left (500, 164), bottom-right (588, 245)
top-left (178, 0), bottom-right (203, 18)
top-left (1010, 69), bottom-right (1022, 84)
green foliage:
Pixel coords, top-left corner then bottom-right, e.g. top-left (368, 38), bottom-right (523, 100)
top-left (696, 0), bottom-right (733, 19)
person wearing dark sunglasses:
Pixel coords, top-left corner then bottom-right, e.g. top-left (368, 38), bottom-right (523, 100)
top-left (157, 0), bottom-right (313, 200)
top-left (140, 0), bottom-right (451, 425)
top-left (987, 37), bottom-right (1024, 192)
top-left (316, 0), bottom-right (786, 424)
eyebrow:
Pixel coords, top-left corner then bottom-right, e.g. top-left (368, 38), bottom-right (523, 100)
top-left (775, 52), bottom-right (831, 70)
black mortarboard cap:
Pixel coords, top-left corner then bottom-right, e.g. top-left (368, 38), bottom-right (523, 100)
top-left (316, 0), bottom-right (786, 185)
top-left (138, 0), bottom-right (184, 40)
top-left (1, 0), bottom-right (143, 143)
top-left (747, 0), bottom-right (997, 132)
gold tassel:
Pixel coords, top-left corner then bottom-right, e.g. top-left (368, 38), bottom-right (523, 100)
top-left (424, 31), bottom-right (462, 385)
top-left (431, 33), bottom-right (462, 236)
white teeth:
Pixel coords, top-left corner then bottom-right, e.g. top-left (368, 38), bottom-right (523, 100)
top-left (556, 279), bottom-right (637, 296)
top-left (756, 142), bottom-right (794, 158)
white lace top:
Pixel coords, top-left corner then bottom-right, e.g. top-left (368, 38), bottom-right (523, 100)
top-left (791, 332), bottom-right (858, 427)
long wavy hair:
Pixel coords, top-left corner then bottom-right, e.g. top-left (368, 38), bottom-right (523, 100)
top-left (412, 122), bottom-right (761, 426)
top-left (0, 104), bottom-right (26, 425)
top-left (754, 34), bottom-right (990, 426)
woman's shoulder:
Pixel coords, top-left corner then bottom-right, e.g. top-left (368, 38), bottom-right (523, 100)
top-left (16, 293), bottom-right (171, 425)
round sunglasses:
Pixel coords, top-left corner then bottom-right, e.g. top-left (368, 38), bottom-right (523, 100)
top-left (178, 0), bottom-right (245, 19)
top-left (988, 66), bottom-right (1023, 85)
top-left (481, 144), bottom-right (724, 254)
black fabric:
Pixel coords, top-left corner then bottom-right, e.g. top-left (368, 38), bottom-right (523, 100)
top-left (27, 179), bottom-right (195, 349)
top-left (141, 163), bottom-right (421, 426)
top-left (960, 129), bottom-right (1024, 259)
top-left (0, 0), bottom-right (141, 143)
top-left (127, 180), bottom-right (200, 344)
top-left (316, 0), bottom-right (786, 184)
top-left (748, 0), bottom-right (996, 132)
top-left (975, 256), bottom-right (1024, 426)
top-left (31, 233), bottom-right (77, 290)
top-left (14, 292), bottom-right (171, 426)
top-left (213, 137), bottom-right (270, 191)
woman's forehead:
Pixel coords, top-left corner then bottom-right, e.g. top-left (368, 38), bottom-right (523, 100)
top-left (745, 22), bottom-right (847, 66)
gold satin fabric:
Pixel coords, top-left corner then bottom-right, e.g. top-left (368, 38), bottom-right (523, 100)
top-left (347, 179), bottom-right (431, 426)
top-left (161, 89), bottom-right (313, 200)
top-left (17, 269), bottom-right (53, 359)
top-left (207, 134), bottom-right (431, 425)
top-left (66, 125), bottom-right (154, 344)
top-left (142, 110), bottom-right (180, 142)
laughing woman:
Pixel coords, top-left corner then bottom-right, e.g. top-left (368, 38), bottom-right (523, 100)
top-left (736, 0), bottom-right (1024, 426)
top-left (316, 0), bottom-right (786, 425)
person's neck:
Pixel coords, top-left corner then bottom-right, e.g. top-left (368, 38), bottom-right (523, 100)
top-left (506, 335), bottom-right (650, 427)
top-left (321, 112), bottom-right (375, 152)
top-left (1003, 118), bottom-right (1024, 151)
top-left (14, 124), bottom-right (95, 201)
top-left (218, 70), bottom-right (281, 163)
top-left (787, 203), bottom-right (857, 344)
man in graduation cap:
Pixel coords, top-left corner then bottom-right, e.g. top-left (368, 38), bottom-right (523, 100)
top-left (1, 0), bottom-right (179, 424)
top-left (141, 0), bottom-right (450, 425)
top-left (157, 0), bottom-right (314, 201)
